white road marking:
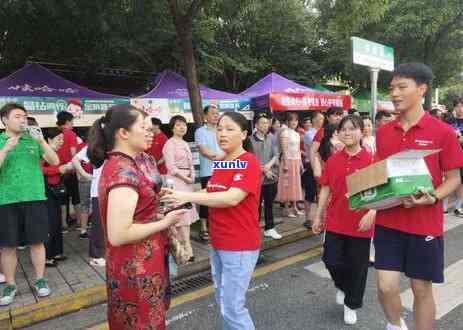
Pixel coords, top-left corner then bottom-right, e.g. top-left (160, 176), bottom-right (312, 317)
top-left (401, 258), bottom-right (463, 319)
top-left (167, 282), bottom-right (271, 324)
top-left (303, 260), bottom-right (331, 279)
top-left (304, 215), bottom-right (463, 279)
top-left (303, 215), bottom-right (463, 320)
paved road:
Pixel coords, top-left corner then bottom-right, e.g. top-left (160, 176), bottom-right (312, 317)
top-left (25, 214), bottom-right (463, 330)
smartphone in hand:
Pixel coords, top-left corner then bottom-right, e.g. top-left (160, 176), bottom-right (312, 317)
top-left (164, 202), bottom-right (193, 216)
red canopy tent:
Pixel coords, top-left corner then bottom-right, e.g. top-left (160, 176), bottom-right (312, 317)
top-left (240, 73), bottom-right (351, 111)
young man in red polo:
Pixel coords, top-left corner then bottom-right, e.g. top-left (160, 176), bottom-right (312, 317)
top-left (375, 63), bottom-right (463, 330)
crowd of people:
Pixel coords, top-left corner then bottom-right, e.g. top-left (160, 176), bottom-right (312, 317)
top-left (0, 62), bottom-right (462, 330)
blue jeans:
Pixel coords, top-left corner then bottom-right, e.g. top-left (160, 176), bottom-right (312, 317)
top-left (209, 249), bottom-right (259, 330)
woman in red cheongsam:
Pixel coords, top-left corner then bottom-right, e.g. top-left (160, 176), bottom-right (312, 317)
top-left (87, 105), bottom-right (186, 330)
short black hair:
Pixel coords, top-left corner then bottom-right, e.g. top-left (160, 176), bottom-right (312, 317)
top-left (56, 111), bottom-right (74, 126)
top-left (253, 112), bottom-right (270, 125)
top-left (203, 104), bottom-right (218, 115)
top-left (169, 115), bottom-right (187, 131)
top-left (46, 127), bottom-right (62, 140)
top-left (27, 116), bottom-right (38, 126)
top-left (338, 114), bottom-right (364, 131)
top-left (375, 110), bottom-right (393, 123)
top-left (392, 63), bottom-right (433, 89)
top-left (326, 107), bottom-right (343, 116)
top-left (151, 117), bottom-right (162, 127)
top-left (0, 103), bottom-right (27, 123)
top-left (347, 108), bottom-right (359, 115)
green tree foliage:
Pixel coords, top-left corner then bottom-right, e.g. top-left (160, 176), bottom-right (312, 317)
top-left (0, 0), bottom-right (462, 102)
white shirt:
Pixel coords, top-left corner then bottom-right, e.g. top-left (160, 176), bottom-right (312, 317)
top-left (75, 146), bottom-right (103, 198)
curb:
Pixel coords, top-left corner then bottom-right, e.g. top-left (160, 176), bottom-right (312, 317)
top-left (1, 228), bottom-right (314, 329)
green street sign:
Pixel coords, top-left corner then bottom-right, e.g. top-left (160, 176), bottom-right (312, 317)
top-left (352, 37), bottom-right (394, 71)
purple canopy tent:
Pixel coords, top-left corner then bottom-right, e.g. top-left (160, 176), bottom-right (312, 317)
top-left (139, 70), bottom-right (241, 100)
top-left (0, 63), bottom-right (128, 116)
top-left (131, 70), bottom-right (250, 122)
top-left (240, 72), bottom-right (351, 111)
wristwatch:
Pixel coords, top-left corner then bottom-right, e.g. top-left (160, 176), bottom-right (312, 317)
top-left (429, 192), bottom-right (439, 205)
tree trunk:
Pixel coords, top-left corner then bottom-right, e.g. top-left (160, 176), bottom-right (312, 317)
top-left (168, 0), bottom-right (204, 125)
top-left (178, 27), bottom-right (204, 125)
top-left (423, 39), bottom-right (433, 110)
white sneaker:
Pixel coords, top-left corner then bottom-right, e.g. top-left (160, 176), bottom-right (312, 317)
top-left (386, 319), bottom-right (408, 330)
top-left (344, 305), bottom-right (357, 325)
top-left (90, 258), bottom-right (106, 267)
top-left (264, 229), bottom-right (282, 240)
top-left (336, 290), bottom-right (345, 305)
top-left (0, 273), bottom-right (5, 284)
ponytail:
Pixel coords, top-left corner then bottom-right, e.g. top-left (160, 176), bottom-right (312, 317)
top-left (87, 117), bottom-right (108, 168)
top-left (87, 104), bottom-right (146, 168)
top-left (243, 136), bottom-right (254, 153)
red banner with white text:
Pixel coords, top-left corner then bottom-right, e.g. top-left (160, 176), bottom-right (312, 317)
top-left (270, 92), bottom-right (352, 111)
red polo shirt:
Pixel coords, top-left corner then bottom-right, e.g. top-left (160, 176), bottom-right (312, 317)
top-left (56, 128), bottom-right (78, 165)
top-left (207, 152), bottom-right (261, 251)
top-left (146, 132), bottom-right (168, 175)
top-left (319, 147), bottom-right (374, 238)
top-left (376, 113), bottom-right (463, 236)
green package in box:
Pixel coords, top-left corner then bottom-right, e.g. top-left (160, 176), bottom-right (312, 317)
top-left (346, 149), bottom-right (438, 210)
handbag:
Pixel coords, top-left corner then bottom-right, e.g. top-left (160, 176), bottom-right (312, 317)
top-left (48, 184), bottom-right (67, 200)
top-left (168, 229), bottom-right (190, 266)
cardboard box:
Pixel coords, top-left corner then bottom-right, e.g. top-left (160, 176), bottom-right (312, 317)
top-left (347, 149), bottom-right (438, 210)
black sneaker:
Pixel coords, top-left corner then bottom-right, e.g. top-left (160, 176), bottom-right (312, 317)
top-left (454, 209), bottom-right (463, 217)
top-left (79, 232), bottom-right (89, 239)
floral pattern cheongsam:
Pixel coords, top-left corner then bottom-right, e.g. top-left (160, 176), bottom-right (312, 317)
top-left (98, 152), bottom-right (170, 330)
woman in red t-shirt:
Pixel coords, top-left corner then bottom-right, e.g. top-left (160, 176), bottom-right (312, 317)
top-left (87, 105), bottom-right (186, 330)
top-left (162, 111), bottom-right (261, 330)
top-left (312, 115), bottom-right (375, 326)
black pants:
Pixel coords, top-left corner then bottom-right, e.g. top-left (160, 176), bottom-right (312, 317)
top-left (89, 198), bottom-right (105, 259)
top-left (260, 183), bottom-right (277, 230)
top-left (199, 176), bottom-right (211, 219)
top-left (45, 188), bottom-right (64, 259)
top-left (322, 231), bottom-right (371, 309)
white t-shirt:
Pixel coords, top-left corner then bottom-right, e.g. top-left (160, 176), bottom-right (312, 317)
top-left (75, 146), bottom-right (103, 198)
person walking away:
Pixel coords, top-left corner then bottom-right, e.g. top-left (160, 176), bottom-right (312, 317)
top-left (251, 113), bottom-right (281, 240)
top-left (75, 138), bottom-right (92, 239)
top-left (194, 104), bottom-right (224, 241)
top-left (87, 104), bottom-right (186, 329)
top-left (375, 63), bottom-right (463, 330)
top-left (0, 103), bottom-right (59, 306)
top-left (73, 143), bottom-right (106, 267)
top-left (313, 115), bottom-right (375, 325)
top-left (162, 112), bottom-right (261, 330)
top-left (163, 115), bottom-right (199, 261)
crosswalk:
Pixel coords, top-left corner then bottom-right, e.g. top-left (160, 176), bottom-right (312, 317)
top-left (304, 215), bottom-right (463, 320)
